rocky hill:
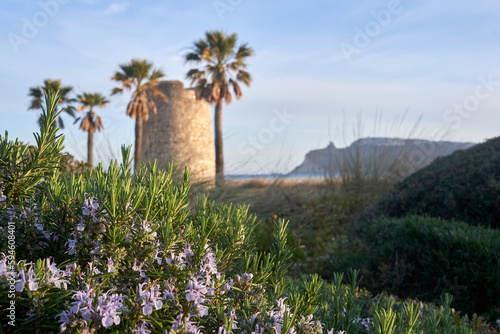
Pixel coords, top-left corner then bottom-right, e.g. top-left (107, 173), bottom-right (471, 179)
top-left (289, 138), bottom-right (475, 180)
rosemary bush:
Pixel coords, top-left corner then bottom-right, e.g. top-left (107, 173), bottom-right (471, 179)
top-left (0, 92), bottom-right (493, 333)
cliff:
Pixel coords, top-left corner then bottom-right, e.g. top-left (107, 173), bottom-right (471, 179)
top-left (289, 138), bottom-right (475, 179)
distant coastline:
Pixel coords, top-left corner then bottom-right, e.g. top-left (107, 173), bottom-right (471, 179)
top-left (226, 174), bottom-right (326, 183)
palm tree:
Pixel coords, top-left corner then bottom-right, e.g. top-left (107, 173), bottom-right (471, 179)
top-left (76, 92), bottom-right (109, 165)
top-left (28, 79), bottom-right (76, 128)
top-left (185, 30), bottom-right (254, 183)
top-left (111, 59), bottom-right (168, 170)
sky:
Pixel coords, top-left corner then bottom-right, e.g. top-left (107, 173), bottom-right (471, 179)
top-left (2, 0), bottom-right (500, 174)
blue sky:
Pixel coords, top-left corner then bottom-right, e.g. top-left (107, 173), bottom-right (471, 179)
top-left (2, 0), bottom-right (500, 174)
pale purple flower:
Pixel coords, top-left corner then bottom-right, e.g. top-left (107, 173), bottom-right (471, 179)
top-left (96, 290), bottom-right (125, 327)
top-left (162, 284), bottom-right (176, 300)
top-left (206, 277), bottom-right (216, 296)
top-left (66, 284), bottom-right (95, 321)
top-left (56, 310), bottom-right (72, 333)
top-left (200, 248), bottom-right (218, 276)
top-left (138, 282), bottom-right (163, 316)
top-left (82, 196), bottom-right (99, 216)
top-left (0, 194), bottom-right (6, 202)
top-left (132, 259), bottom-right (146, 277)
top-left (165, 251), bottom-right (187, 268)
top-left (0, 255), bottom-right (8, 277)
top-left (57, 285), bottom-right (126, 331)
top-left (7, 207), bottom-right (15, 221)
top-left (88, 262), bottom-right (101, 275)
top-left (222, 278), bottom-right (234, 294)
top-left (90, 240), bottom-right (100, 255)
top-left (186, 276), bottom-right (209, 316)
top-left (153, 250), bottom-right (163, 265)
top-left (25, 310), bottom-right (37, 320)
top-left (134, 320), bottom-right (153, 334)
top-left (141, 221), bottom-right (152, 233)
top-left (71, 284), bottom-right (95, 320)
top-left (65, 263), bottom-right (77, 277)
top-left (15, 269), bottom-right (26, 292)
top-left (107, 258), bottom-right (116, 273)
top-left (27, 267), bottom-right (39, 291)
top-left (77, 218), bottom-right (85, 231)
top-left (243, 273), bottom-right (253, 281)
top-left (218, 326), bottom-right (230, 334)
top-left (34, 221), bottom-right (51, 239)
top-left (252, 324), bottom-right (265, 334)
top-left (46, 258), bottom-right (69, 290)
top-left (360, 318), bottom-right (372, 331)
top-left (267, 298), bottom-right (292, 334)
top-left (183, 243), bottom-right (194, 258)
top-left (186, 277), bottom-right (207, 302)
top-left (228, 309), bottom-right (238, 329)
top-left (66, 232), bottom-right (77, 255)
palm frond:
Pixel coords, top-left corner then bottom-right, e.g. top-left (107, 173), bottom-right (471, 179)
top-left (236, 70), bottom-right (251, 86)
top-left (95, 116), bottom-right (103, 131)
top-left (229, 79), bottom-right (242, 100)
top-left (111, 87), bottom-right (123, 96)
top-left (184, 30), bottom-right (253, 106)
top-left (112, 58), bottom-right (165, 122)
top-left (148, 88), bottom-right (168, 102)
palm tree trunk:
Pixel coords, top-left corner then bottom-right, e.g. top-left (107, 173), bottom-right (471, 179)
top-left (88, 130), bottom-right (94, 166)
top-left (214, 100), bottom-right (224, 183)
top-left (135, 116), bottom-right (143, 170)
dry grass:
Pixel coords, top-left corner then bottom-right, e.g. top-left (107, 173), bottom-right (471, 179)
top-left (194, 176), bottom-right (392, 275)
top-left (205, 178), bottom-right (328, 221)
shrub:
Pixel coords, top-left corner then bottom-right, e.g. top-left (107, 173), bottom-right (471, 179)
top-left (0, 91), bottom-right (493, 333)
top-left (374, 137), bottom-right (500, 228)
top-left (328, 215), bottom-right (500, 318)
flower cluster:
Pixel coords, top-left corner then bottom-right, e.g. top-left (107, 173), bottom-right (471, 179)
top-left (57, 284), bottom-right (126, 332)
top-left (15, 266), bottom-right (39, 292)
top-left (137, 282), bottom-right (163, 315)
top-left (186, 276), bottom-right (209, 316)
top-left (82, 196), bottom-right (99, 220)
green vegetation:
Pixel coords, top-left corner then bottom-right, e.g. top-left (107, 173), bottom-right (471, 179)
top-left (1, 91), bottom-right (496, 333)
top-left (327, 216), bottom-right (500, 317)
top-left (205, 143), bottom-right (500, 325)
top-left (374, 136), bottom-right (500, 228)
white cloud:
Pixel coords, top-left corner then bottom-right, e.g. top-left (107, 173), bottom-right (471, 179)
top-left (104, 2), bottom-right (130, 15)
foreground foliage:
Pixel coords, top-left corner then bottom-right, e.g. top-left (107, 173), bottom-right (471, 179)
top-left (326, 216), bottom-right (500, 319)
top-left (374, 136), bottom-right (500, 228)
top-left (0, 92), bottom-right (494, 333)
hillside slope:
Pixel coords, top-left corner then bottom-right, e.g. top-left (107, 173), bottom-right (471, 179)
top-left (375, 136), bottom-right (500, 228)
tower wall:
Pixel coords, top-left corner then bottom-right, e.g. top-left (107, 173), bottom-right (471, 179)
top-left (142, 81), bottom-right (215, 185)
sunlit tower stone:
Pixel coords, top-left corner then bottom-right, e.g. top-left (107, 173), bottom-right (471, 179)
top-left (142, 81), bottom-right (215, 186)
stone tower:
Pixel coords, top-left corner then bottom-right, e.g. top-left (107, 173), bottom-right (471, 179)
top-left (142, 81), bottom-right (215, 185)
